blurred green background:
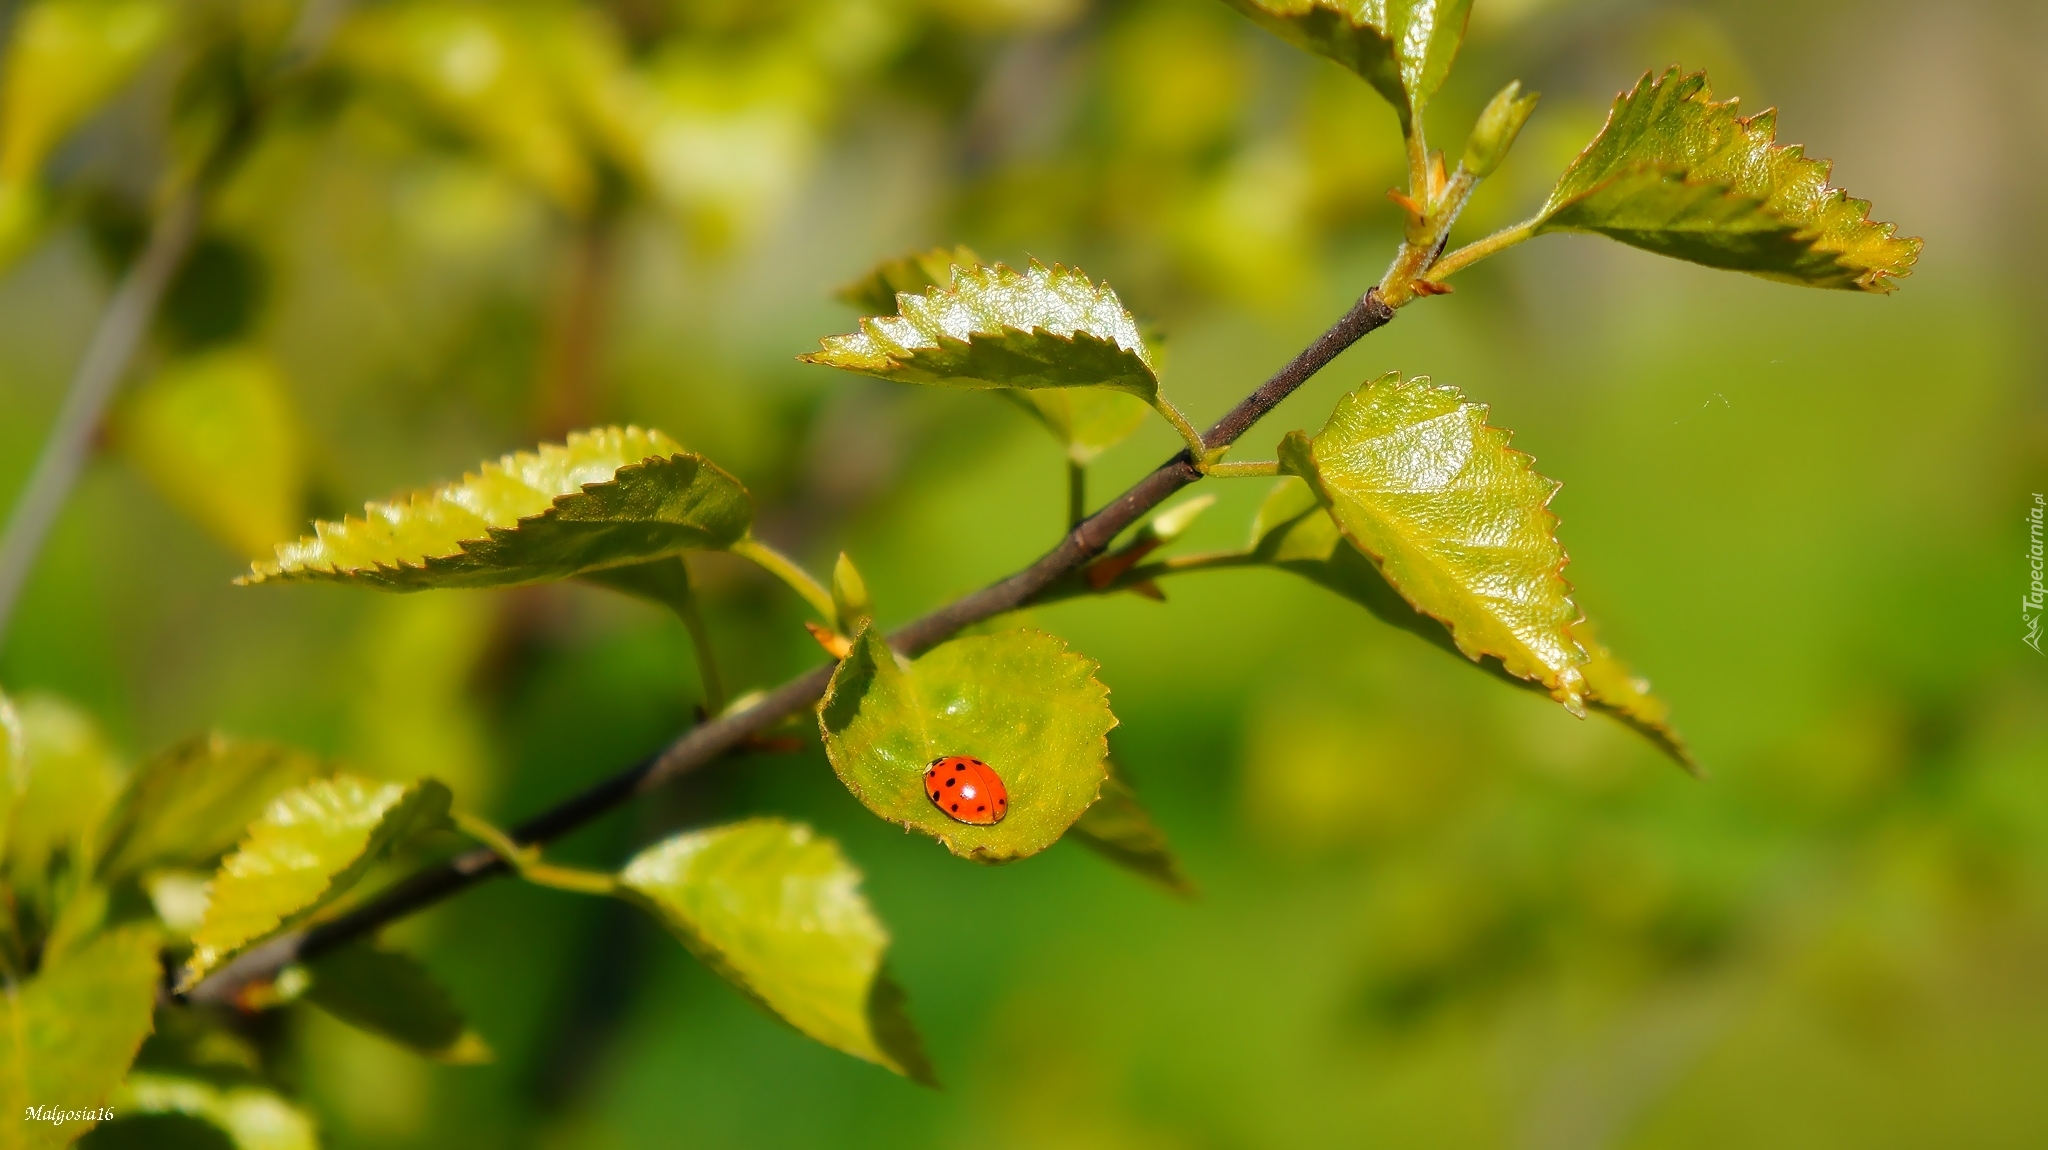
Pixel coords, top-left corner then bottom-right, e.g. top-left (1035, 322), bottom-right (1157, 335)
top-left (3, 0), bottom-right (2045, 1145)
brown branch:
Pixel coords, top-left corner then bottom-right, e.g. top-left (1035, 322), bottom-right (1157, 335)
top-left (184, 288), bottom-right (1394, 1003)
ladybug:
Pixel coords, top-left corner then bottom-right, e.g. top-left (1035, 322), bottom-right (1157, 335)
top-left (924, 756), bottom-right (1008, 825)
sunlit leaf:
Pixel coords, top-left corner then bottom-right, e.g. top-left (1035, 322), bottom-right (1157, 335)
top-left (179, 776), bottom-right (452, 990)
top-left (1279, 373), bottom-right (1588, 711)
top-left (303, 943), bottom-right (489, 1063)
top-left (4, 693), bottom-right (126, 921)
top-left (1218, 0), bottom-right (1470, 132)
top-left (801, 261), bottom-right (1160, 402)
top-left (835, 245), bottom-right (982, 314)
top-left (242, 427), bottom-right (751, 591)
top-left (819, 626), bottom-right (1116, 862)
top-left (1533, 68), bottom-right (1918, 292)
top-left (0, 690), bottom-right (22, 861)
top-left (618, 818), bottom-right (933, 1083)
top-left (1070, 766), bottom-right (1194, 896)
top-left (1005, 389), bottom-right (1155, 465)
top-left (0, 925), bottom-right (162, 1150)
top-left (104, 1073), bottom-right (317, 1150)
top-left (96, 735), bottom-right (326, 883)
top-left (1249, 479), bottom-right (1693, 768)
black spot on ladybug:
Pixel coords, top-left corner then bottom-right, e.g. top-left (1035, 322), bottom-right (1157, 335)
top-left (950, 803), bottom-right (959, 812)
top-left (976, 805), bottom-right (986, 812)
top-left (945, 777), bottom-right (957, 787)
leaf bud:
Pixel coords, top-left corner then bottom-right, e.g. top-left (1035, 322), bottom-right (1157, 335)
top-left (1461, 81), bottom-right (1541, 178)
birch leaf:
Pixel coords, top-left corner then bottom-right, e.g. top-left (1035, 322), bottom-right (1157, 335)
top-left (179, 776), bottom-right (451, 990)
top-left (819, 626), bottom-right (1116, 862)
top-left (835, 245), bottom-right (982, 314)
top-left (801, 261), bottom-right (1160, 402)
top-left (1005, 389), bottom-right (1154, 465)
top-left (618, 818), bottom-right (933, 1083)
top-left (304, 943), bottom-right (489, 1062)
top-left (0, 926), bottom-right (162, 1150)
top-left (1279, 373), bottom-right (1588, 711)
top-left (1070, 767), bottom-right (1194, 896)
top-left (96, 734), bottom-right (326, 882)
top-left (1534, 68), bottom-right (1918, 292)
top-left (101, 1074), bottom-right (318, 1150)
top-left (242, 427), bottom-right (751, 590)
top-left (1218, 0), bottom-right (1470, 131)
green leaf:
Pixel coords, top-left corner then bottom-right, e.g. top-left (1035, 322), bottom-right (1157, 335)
top-left (1004, 388), bottom-right (1155, 465)
top-left (1461, 80), bottom-right (1540, 178)
top-left (800, 261), bottom-right (1160, 402)
top-left (1069, 766), bottom-right (1194, 896)
top-left (179, 776), bottom-right (452, 991)
top-left (0, 925), bottom-right (162, 1150)
top-left (241, 427), bottom-right (752, 591)
top-left (4, 693), bottom-right (126, 927)
top-left (835, 245), bottom-right (982, 314)
top-left (0, 690), bottom-right (23, 861)
top-left (102, 1073), bottom-right (317, 1150)
top-left (97, 735), bottom-right (326, 884)
top-left (1249, 479), bottom-right (1695, 769)
top-left (831, 553), bottom-right (872, 633)
top-left (618, 818), bottom-right (933, 1083)
top-left (1279, 373), bottom-right (1588, 712)
top-left (1218, 0), bottom-right (1470, 132)
top-left (117, 348), bottom-right (306, 560)
top-left (1532, 67), bottom-right (1919, 292)
top-left (303, 943), bottom-right (489, 1063)
top-left (819, 626), bottom-right (1116, 862)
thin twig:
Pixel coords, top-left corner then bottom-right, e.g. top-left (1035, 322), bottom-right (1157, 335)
top-left (0, 193), bottom-right (200, 644)
top-left (184, 288), bottom-right (1395, 1003)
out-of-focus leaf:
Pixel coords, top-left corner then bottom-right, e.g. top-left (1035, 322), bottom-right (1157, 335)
top-left (618, 818), bottom-right (932, 1083)
top-left (819, 626), bottom-right (1116, 862)
top-left (76, 1113), bottom-right (234, 1150)
top-left (4, 694), bottom-right (126, 919)
top-left (242, 427), bottom-right (751, 591)
top-left (0, 691), bottom-right (22, 860)
top-left (303, 943), bottom-right (488, 1063)
top-left (0, 0), bottom-right (169, 265)
top-left (835, 245), bottom-right (982, 314)
top-left (1070, 767), bottom-right (1194, 896)
top-left (96, 735), bottom-right (326, 883)
top-left (1279, 373), bottom-right (1588, 712)
top-left (117, 348), bottom-right (304, 560)
top-left (0, 925), bottom-right (162, 1150)
top-left (801, 261), bottom-right (1160, 402)
top-left (1533, 68), bottom-right (1918, 292)
top-left (831, 553), bottom-right (872, 633)
top-left (179, 776), bottom-right (451, 990)
top-left (1249, 479), bottom-right (1694, 768)
top-left (1218, 0), bottom-right (1470, 132)
top-left (101, 1073), bottom-right (317, 1150)
top-left (1005, 389), bottom-right (1155, 465)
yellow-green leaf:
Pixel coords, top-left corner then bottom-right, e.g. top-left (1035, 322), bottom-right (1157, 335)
top-left (1005, 388), bottom-right (1154, 465)
top-left (303, 943), bottom-right (488, 1062)
top-left (835, 245), bottom-right (982, 314)
top-left (801, 261), bottom-right (1160, 402)
top-left (117, 349), bottom-right (307, 560)
top-left (1218, 0), bottom-right (1470, 132)
top-left (96, 735), bottom-right (326, 883)
top-left (105, 1073), bottom-right (317, 1150)
top-left (1534, 68), bottom-right (1919, 292)
top-left (1070, 767), bottom-right (1194, 896)
top-left (819, 626), bottom-right (1116, 862)
top-left (242, 427), bottom-right (752, 591)
top-left (4, 693), bottom-right (126, 921)
top-left (618, 818), bottom-right (932, 1083)
top-left (1249, 479), bottom-right (1693, 769)
top-left (0, 690), bottom-right (23, 861)
top-left (0, 925), bottom-right (162, 1150)
top-left (1279, 373), bottom-right (1588, 711)
top-left (831, 552), bottom-right (872, 634)
top-left (179, 776), bottom-right (451, 990)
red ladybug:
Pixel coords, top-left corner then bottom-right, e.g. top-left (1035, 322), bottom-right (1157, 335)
top-left (924, 756), bottom-right (1008, 825)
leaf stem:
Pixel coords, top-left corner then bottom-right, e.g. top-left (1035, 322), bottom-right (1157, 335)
top-left (452, 811), bottom-right (616, 896)
top-left (1151, 395), bottom-right (1210, 461)
top-left (731, 537), bottom-right (837, 625)
top-left (181, 289), bottom-right (1398, 1005)
top-left (1427, 219), bottom-right (1538, 282)
top-left (1201, 460), bottom-right (1280, 478)
top-left (1066, 459), bottom-right (1086, 529)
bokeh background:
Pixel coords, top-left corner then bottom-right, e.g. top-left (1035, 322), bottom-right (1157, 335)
top-left (3, 0), bottom-right (2046, 1145)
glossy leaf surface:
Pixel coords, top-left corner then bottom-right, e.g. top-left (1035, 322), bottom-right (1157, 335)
top-left (118, 349), bottom-right (306, 560)
top-left (0, 926), bottom-right (161, 1150)
top-left (181, 776), bottom-right (452, 989)
top-left (1070, 767), bottom-right (1194, 896)
top-left (820, 627), bottom-right (1116, 861)
top-left (1219, 0), bottom-right (1470, 130)
top-left (618, 818), bottom-right (932, 1082)
top-left (835, 245), bottom-right (981, 314)
top-left (1280, 373), bottom-right (1587, 711)
top-left (97, 734), bottom-right (326, 883)
top-left (108, 1073), bottom-right (318, 1150)
top-left (304, 943), bottom-right (488, 1062)
top-left (1250, 480), bottom-right (1692, 767)
top-left (243, 427), bottom-right (751, 590)
top-left (1535, 68), bottom-right (1918, 292)
top-left (801, 261), bottom-right (1159, 401)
